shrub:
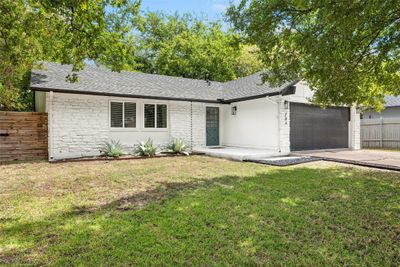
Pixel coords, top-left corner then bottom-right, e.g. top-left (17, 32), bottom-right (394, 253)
top-left (100, 140), bottom-right (124, 158)
top-left (134, 138), bottom-right (158, 157)
top-left (167, 138), bottom-right (189, 156)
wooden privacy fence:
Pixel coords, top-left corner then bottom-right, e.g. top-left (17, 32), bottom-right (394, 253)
top-left (361, 118), bottom-right (400, 149)
top-left (0, 112), bottom-right (48, 162)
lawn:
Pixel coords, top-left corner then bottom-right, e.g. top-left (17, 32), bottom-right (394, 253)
top-left (0, 156), bottom-right (399, 266)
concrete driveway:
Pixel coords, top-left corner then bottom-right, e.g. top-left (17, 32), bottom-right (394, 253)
top-left (295, 149), bottom-right (400, 171)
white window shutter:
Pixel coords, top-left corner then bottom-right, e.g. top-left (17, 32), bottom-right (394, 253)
top-left (110, 102), bottom-right (123, 128)
top-left (144, 104), bottom-right (156, 128)
top-left (124, 102), bottom-right (136, 128)
top-left (156, 104), bottom-right (168, 128)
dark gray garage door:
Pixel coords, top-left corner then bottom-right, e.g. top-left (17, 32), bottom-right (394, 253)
top-left (290, 103), bottom-right (350, 151)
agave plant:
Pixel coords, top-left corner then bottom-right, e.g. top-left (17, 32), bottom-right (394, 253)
top-left (167, 138), bottom-right (189, 156)
top-left (134, 138), bottom-right (158, 157)
top-left (100, 140), bottom-right (124, 158)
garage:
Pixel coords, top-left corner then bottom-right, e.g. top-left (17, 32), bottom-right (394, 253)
top-left (290, 103), bottom-right (350, 151)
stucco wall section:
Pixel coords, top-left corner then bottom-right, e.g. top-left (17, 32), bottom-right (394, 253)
top-left (220, 98), bottom-right (279, 150)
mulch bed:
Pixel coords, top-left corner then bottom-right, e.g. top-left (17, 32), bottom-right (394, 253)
top-left (51, 152), bottom-right (205, 164)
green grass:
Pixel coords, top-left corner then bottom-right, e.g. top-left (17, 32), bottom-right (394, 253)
top-left (0, 157), bottom-right (399, 266)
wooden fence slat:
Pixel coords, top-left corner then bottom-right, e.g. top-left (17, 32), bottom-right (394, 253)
top-left (0, 111), bottom-right (48, 162)
top-left (361, 118), bottom-right (400, 149)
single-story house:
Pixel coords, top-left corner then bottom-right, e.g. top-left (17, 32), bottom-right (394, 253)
top-left (363, 96), bottom-right (400, 119)
top-left (31, 62), bottom-right (361, 161)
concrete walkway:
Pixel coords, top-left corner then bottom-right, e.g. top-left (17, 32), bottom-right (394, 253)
top-left (294, 149), bottom-right (400, 171)
top-left (193, 147), bottom-right (284, 161)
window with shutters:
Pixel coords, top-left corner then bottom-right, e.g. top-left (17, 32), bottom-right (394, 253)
top-left (144, 104), bottom-right (168, 129)
top-left (110, 101), bottom-right (136, 128)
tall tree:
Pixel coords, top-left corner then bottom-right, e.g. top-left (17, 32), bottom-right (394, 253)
top-left (134, 12), bottom-right (262, 82)
top-left (0, 0), bottom-right (140, 110)
top-left (227, 0), bottom-right (400, 109)
top-left (234, 44), bottom-right (264, 78)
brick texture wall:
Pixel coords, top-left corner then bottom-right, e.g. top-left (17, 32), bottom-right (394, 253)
top-left (350, 107), bottom-right (361, 150)
top-left (47, 93), bottom-right (207, 160)
top-left (279, 99), bottom-right (291, 154)
top-left (47, 93), bottom-right (109, 160)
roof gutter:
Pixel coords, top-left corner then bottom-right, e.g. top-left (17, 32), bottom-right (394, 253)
top-left (30, 86), bottom-right (224, 104)
top-left (30, 79), bottom-right (300, 105)
top-left (224, 91), bottom-right (281, 104)
top-left (224, 80), bottom-right (299, 104)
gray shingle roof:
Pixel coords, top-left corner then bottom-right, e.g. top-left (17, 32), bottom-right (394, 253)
top-left (223, 72), bottom-right (296, 101)
top-left (384, 95), bottom-right (400, 107)
top-left (30, 62), bottom-right (296, 103)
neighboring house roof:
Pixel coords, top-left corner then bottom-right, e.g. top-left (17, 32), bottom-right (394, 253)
top-left (384, 95), bottom-right (400, 107)
top-left (30, 62), bottom-right (298, 103)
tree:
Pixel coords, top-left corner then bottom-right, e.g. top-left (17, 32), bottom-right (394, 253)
top-left (234, 44), bottom-right (264, 78)
top-left (0, 0), bottom-right (140, 111)
top-left (227, 0), bottom-right (400, 110)
top-left (134, 12), bottom-right (262, 82)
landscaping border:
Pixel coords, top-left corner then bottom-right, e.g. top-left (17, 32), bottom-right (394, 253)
top-left (50, 152), bottom-right (206, 164)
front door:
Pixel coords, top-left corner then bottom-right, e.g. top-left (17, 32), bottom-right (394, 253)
top-left (206, 107), bottom-right (219, 146)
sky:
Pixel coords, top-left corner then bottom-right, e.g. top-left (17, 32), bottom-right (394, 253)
top-left (140, 0), bottom-right (236, 22)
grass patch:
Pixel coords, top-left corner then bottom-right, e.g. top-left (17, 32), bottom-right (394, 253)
top-left (0, 157), bottom-right (399, 265)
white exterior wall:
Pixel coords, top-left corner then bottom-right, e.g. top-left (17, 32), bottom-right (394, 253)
top-left (283, 81), bottom-right (314, 104)
top-left (350, 107), bottom-right (361, 150)
top-left (277, 98), bottom-right (291, 154)
top-left (47, 92), bottom-right (109, 160)
top-left (220, 98), bottom-right (280, 150)
top-left (46, 80), bottom-right (361, 160)
top-left (169, 101), bottom-right (209, 149)
top-left (46, 92), bottom-right (210, 160)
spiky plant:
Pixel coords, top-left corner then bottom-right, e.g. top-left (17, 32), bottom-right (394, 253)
top-left (167, 138), bottom-right (189, 156)
top-left (134, 138), bottom-right (158, 157)
top-left (100, 140), bottom-right (124, 158)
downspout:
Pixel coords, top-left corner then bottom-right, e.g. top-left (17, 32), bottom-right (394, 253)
top-left (48, 91), bottom-right (54, 161)
top-left (190, 101), bottom-right (193, 151)
top-left (265, 96), bottom-right (281, 153)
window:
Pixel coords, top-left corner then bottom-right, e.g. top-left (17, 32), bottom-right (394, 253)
top-left (144, 104), bottom-right (168, 128)
top-left (110, 101), bottom-right (136, 128)
top-left (144, 104), bottom-right (155, 128)
top-left (157, 104), bottom-right (167, 128)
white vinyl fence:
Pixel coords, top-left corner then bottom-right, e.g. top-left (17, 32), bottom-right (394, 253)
top-left (361, 118), bottom-right (400, 148)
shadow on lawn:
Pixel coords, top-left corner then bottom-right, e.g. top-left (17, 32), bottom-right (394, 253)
top-left (72, 177), bottom-right (229, 214)
top-left (1, 166), bottom-right (399, 265)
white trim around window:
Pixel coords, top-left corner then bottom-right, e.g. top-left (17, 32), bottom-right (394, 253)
top-left (109, 100), bottom-right (138, 130)
top-left (143, 103), bottom-right (169, 131)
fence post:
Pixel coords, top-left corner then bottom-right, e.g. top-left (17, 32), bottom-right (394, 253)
top-left (380, 117), bottom-right (383, 148)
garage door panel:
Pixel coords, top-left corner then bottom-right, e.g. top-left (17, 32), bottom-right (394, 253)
top-left (290, 103), bottom-right (349, 151)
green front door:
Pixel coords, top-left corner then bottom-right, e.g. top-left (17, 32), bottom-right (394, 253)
top-left (206, 107), bottom-right (219, 146)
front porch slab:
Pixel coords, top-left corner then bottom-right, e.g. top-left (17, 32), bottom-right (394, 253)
top-left (193, 146), bottom-right (287, 161)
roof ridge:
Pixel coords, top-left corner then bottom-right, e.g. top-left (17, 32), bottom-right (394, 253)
top-left (42, 61), bottom-right (226, 85)
top-left (31, 62), bottom-right (296, 103)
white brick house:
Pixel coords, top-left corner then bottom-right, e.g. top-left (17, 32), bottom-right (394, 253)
top-left (31, 62), bottom-right (360, 161)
